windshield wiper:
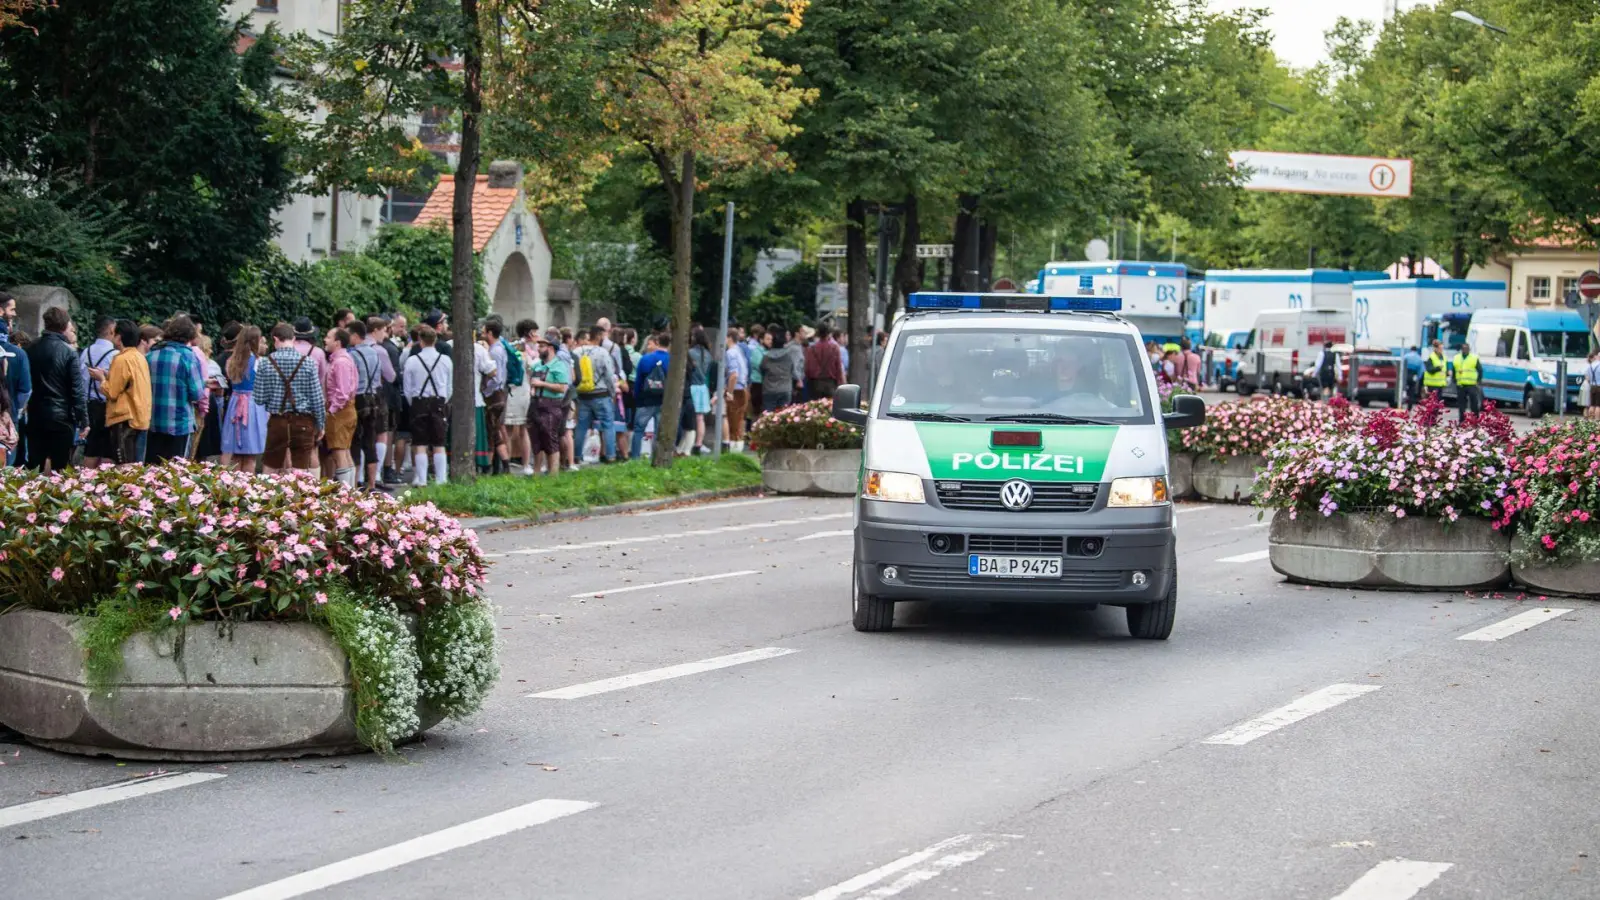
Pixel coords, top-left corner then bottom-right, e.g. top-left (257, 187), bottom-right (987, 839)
top-left (886, 411), bottom-right (969, 422)
top-left (984, 413), bottom-right (1118, 426)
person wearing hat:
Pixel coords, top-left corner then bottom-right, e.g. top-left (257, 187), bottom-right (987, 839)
top-left (422, 309), bottom-right (453, 359)
top-left (292, 316), bottom-right (329, 387)
top-left (526, 330), bottom-right (569, 475)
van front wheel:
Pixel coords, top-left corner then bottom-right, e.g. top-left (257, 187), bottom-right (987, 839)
top-left (852, 562), bottom-right (894, 632)
top-left (1127, 576), bottom-right (1177, 640)
top-left (1525, 386), bottom-right (1546, 419)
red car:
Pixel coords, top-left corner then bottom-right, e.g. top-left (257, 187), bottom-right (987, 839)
top-left (1340, 345), bottom-right (1403, 406)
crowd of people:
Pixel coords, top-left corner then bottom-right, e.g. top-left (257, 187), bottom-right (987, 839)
top-left (0, 289), bottom-right (871, 486)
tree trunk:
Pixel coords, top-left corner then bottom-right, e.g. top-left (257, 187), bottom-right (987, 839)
top-left (1451, 239), bottom-right (1467, 279)
top-left (953, 193), bottom-right (979, 290)
top-left (448, 0), bottom-right (482, 481)
top-left (845, 197), bottom-right (870, 386)
top-left (978, 220), bottom-right (998, 289)
top-left (652, 149), bottom-right (695, 468)
top-left (891, 193), bottom-right (922, 320)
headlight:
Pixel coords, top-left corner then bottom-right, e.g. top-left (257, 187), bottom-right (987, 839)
top-left (1107, 476), bottom-right (1169, 508)
top-left (863, 470), bottom-right (926, 504)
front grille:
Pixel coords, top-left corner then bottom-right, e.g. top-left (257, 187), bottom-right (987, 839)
top-left (897, 566), bottom-right (1126, 591)
top-left (966, 534), bottom-right (1065, 554)
top-left (935, 481), bottom-right (1100, 513)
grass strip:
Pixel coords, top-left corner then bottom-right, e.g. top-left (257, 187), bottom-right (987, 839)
top-left (407, 453), bottom-right (762, 519)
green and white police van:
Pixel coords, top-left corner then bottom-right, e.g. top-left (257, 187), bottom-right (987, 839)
top-left (830, 292), bottom-right (1207, 639)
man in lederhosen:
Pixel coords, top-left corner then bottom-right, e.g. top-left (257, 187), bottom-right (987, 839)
top-left (78, 316), bottom-right (118, 467)
top-left (253, 323), bottom-right (326, 475)
top-left (348, 318), bottom-right (395, 491)
top-left (403, 324), bottom-right (454, 486)
top-left (527, 330), bottom-right (570, 476)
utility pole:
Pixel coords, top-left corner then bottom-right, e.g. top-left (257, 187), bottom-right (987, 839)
top-left (711, 202), bottom-right (734, 459)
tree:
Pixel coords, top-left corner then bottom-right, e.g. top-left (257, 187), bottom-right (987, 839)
top-left (0, 0), bottom-right (39, 30)
top-left (504, 0), bottom-right (814, 466)
top-left (0, 0), bottom-right (294, 319)
top-left (364, 223), bottom-right (487, 319)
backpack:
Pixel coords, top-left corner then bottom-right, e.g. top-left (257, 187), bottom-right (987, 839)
top-left (644, 357), bottom-right (667, 394)
top-left (500, 338), bottom-right (525, 387)
top-left (576, 349), bottom-right (598, 393)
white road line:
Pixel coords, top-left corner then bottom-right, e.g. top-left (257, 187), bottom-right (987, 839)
top-left (0, 771), bottom-right (225, 829)
top-left (1330, 859), bottom-right (1452, 900)
top-left (629, 497), bottom-right (792, 517)
top-left (214, 799), bottom-right (597, 900)
top-left (1203, 684), bottom-right (1382, 746)
top-left (798, 529), bottom-right (854, 541)
top-left (1217, 549), bottom-right (1271, 563)
top-left (1233, 520), bottom-right (1272, 529)
top-left (529, 647), bottom-right (799, 700)
top-left (799, 834), bottom-right (1017, 900)
top-left (1175, 505), bottom-right (1222, 515)
top-left (484, 512), bottom-right (852, 558)
top-left (1457, 607), bottom-right (1574, 642)
top-left (569, 569), bottom-right (758, 598)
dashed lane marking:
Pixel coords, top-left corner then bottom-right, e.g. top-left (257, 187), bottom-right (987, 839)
top-left (482, 513), bottom-right (852, 559)
top-left (0, 771), bottom-right (225, 829)
top-left (799, 834), bottom-right (1021, 900)
top-left (1203, 684), bottom-right (1382, 746)
top-left (1330, 859), bottom-right (1452, 900)
top-left (213, 799), bottom-right (598, 900)
top-left (569, 569), bottom-right (759, 599)
top-left (798, 529), bottom-right (854, 541)
top-left (628, 497), bottom-right (793, 517)
top-left (529, 647), bottom-right (799, 700)
top-left (1457, 607), bottom-right (1574, 642)
top-left (1217, 549), bottom-right (1271, 563)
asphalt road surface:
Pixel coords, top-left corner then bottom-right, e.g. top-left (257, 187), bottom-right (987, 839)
top-left (5, 495), bottom-right (1597, 900)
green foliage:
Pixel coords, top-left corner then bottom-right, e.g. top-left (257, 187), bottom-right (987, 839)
top-left (0, 0), bottom-right (293, 317)
top-left (748, 399), bottom-right (863, 451)
top-left (737, 263), bottom-right (818, 329)
top-left (309, 253), bottom-right (403, 320)
top-left (230, 245), bottom-right (332, 330)
top-left (411, 453), bottom-right (762, 518)
top-left (78, 589), bottom-right (166, 693)
top-left (365, 223), bottom-right (488, 319)
top-left (314, 587), bottom-right (421, 756)
top-left (0, 182), bottom-right (136, 329)
top-left (417, 601), bottom-right (499, 721)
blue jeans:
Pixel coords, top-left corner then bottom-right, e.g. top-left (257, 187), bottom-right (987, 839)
top-left (631, 405), bottom-right (660, 459)
top-left (576, 394), bottom-right (617, 461)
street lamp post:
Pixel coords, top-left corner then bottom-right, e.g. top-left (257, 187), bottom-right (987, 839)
top-left (1450, 9), bottom-right (1508, 34)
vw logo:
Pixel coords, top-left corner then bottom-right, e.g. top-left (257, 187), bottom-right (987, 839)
top-left (999, 479), bottom-right (1033, 511)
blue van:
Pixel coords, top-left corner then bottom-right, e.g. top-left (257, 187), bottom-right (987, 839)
top-left (1463, 309), bottom-right (1594, 416)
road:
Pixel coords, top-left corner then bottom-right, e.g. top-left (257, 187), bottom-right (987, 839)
top-left (5, 495), bottom-right (1598, 900)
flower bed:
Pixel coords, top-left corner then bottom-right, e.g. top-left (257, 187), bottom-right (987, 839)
top-left (1179, 396), bottom-right (1350, 503)
top-left (751, 399), bottom-right (862, 495)
top-left (1495, 418), bottom-right (1600, 596)
top-left (749, 398), bottom-right (863, 451)
top-left (0, 462), bottom-right (498, 756)
top-left (1254, 396), bottom-right (1516, 590)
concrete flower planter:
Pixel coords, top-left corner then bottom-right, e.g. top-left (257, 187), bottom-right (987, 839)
top-left (1167, 451), bottom-right (1196, 501)
top-left (1192, 453), bottom-right (1264, 503)
top-left (761, 448), bottom-right (861, 496)
top-left (1268, 510), bottom-right (1511, 590)
top-left (1511, 546), bottom-right (1600, 598)
top-left (0, 609), bottom-right (439, 761)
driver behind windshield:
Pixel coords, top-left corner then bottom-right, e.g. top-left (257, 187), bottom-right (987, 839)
top-left (1046, 343), bottom-right (1120, 414)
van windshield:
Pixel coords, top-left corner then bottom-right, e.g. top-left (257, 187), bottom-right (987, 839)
top-left (878, 328), bottom-right (1153, 423)
top-left (1531, 330), bottom-right (1591, 359)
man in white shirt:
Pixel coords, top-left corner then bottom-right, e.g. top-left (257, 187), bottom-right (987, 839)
top-left (78, 316), bottom-right (118, 467)
top-left (402, 325), bottom-right (454, 486)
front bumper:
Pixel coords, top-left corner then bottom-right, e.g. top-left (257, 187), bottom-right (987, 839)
top-left (855, 500), bottom-right (1176, 606)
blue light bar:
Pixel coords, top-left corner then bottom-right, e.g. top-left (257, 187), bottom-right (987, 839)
top-left (906, 293), bottom-right (1122, 313)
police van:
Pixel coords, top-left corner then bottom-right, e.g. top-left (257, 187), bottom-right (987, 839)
top-left (830, 293), bottom-right (1207, 639)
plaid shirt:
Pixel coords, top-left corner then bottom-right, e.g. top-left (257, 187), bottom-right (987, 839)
top-left (254, 347), bottom-right (327, 431)
top-left (146, 341), bottom-right (203, 436)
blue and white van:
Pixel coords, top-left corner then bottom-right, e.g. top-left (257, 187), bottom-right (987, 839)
top-left (1463, 309), bottom-right (1594, 416)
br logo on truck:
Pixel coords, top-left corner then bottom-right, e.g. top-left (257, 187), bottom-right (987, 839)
top-left (1155, 284), bottom-right (1179, 303)
top-left (1451, 291), bottom-right (1472, 308)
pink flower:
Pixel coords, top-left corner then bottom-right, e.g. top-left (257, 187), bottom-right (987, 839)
top-left (162, 550), bottom-right (177, 562)
top-left (57, 509), bottom-right (73, 523)
top-left (314, 592), bottom-right (328, 605)
top-left (50, 567), bottom-right (64, 582)
top-left (168, 607), bottom-right (182, 621)
top-left (190, 564), bottom-right (204, 577)
top-left (252, 579), bottom-right (268, 589)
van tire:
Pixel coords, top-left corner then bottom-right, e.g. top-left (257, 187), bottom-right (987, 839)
top-left (1525, 386), bottom-right (1546, 419)
top-left (1236, 380), bottom-right (1256, 397)
top-left (852, 564), bottom-right (894, 632)
top-left (1127, 579), bottom-right (1176, 641)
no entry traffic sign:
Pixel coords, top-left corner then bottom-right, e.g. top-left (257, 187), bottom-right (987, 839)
top-left (1579, 270), bottom-right (1600, 301)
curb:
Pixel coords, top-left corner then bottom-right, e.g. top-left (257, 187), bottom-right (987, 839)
top-left (455, 484), bottom-right (765, 533)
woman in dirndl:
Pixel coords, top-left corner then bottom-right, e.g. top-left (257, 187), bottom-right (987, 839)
top-left (221, 325), bottom-right (269, 471)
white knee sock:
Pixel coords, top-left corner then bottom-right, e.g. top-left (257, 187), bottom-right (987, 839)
top-left (433, 450), bottom-right (449, 485)
top-left (335, 467), bottom-right (356, 487)
top-left (412, 450), bottom-right (428, 486)
top-left (374, 441), bottom-right (387, 470)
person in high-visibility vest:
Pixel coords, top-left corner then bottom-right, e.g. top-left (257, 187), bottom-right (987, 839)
top-left (1422, 339), bottom-right (1449, 405)
top-left (1454, 343), bottom-right (1482, 422)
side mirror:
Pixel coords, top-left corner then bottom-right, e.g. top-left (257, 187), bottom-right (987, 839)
top-left (1163, 394), bottom-right (1205, 430)
top-left (831, 384), bottom-right (868, 427)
